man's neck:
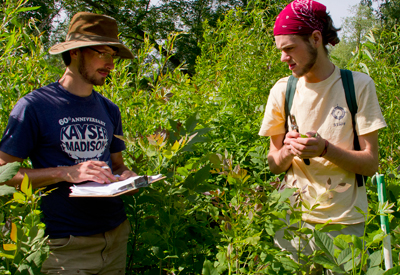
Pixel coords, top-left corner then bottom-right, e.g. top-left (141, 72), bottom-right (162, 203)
top-left (303, 53), bottom-right (335, 84)
top-left (59, 67), bottom-right (93, 97)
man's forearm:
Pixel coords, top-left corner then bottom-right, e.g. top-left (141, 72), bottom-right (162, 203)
top-left (268, 147), bottom-right (294, 174)
top-left (3, 167), bottom-right (67, 189)
top-left (323, 142), bottom-right (378, 176)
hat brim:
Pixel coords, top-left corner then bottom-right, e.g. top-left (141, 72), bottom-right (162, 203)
top-left (49, 40), bottom-right (134, 59)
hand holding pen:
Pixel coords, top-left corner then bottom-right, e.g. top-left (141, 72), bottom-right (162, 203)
top-left (63, 160), bottom-right (118, 184)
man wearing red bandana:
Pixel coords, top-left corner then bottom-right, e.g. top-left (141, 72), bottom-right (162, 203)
top-left (259, 0), bottom-right (386, 273)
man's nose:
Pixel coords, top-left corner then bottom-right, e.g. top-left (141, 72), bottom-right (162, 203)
top-left (105, 59), bottom-right (115, 70)
top-left (281, 52), bottom-right (290, 62)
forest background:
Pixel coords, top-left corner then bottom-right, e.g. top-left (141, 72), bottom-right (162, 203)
top-left (0, 0), bottom-right (400, 274)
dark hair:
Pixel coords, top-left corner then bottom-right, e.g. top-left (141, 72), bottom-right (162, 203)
top-left (108, 45), bottom-right (119, 53)
top-left (299, 13), bottom-right (341, 55)
top-left (62, 51), bottom-right (71, 66)
top-left (322, 13), bottom-right (341, 50)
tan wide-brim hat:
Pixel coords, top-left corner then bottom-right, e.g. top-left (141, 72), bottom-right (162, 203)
top-left (49, 12), bottom-right (134, 59)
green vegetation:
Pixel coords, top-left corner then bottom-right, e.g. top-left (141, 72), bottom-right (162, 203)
top-left (1, 0), bottom-right (399, 274)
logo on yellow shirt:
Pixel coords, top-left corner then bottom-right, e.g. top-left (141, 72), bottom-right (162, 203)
top-left (331, 105), bottom-right (346, 120)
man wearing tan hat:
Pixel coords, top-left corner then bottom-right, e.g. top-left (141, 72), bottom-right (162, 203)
top-left (0, 12), bottom-right (136, 274)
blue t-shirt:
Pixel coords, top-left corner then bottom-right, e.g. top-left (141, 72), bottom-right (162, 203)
top-left (0, 82), bottom-right (127, 238)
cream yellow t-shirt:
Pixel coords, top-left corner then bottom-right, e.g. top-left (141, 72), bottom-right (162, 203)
top-left (259, 66), bottom-right (387, 224)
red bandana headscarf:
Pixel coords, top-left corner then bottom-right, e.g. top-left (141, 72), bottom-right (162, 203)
top-left (274, 0), bottom-right (337, 46)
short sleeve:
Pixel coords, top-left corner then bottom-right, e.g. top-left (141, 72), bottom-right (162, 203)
top-left (109, 106), bottom-right (126, 154)
top-left (353, 72), bottom-right (387, 136)
top-left (258, 77), bottom-right (289, 137)
top-left (0, 98), bottom-right (39, 159)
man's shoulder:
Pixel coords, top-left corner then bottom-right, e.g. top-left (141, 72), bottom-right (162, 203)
top-left (269, 76), bottom-right (291, 99)
top-left (92, 91), bottom-right (121, 112)
top-left (275, 76), bottom-right (291, 85)
top-left (15, 82), bottom-right (60, 108)
top-left (350, 70), bottom-right (374, 85)
top-left (272, 76), bottom-right (291, 91)
top-left (25, 81), bottom-right (61, 97)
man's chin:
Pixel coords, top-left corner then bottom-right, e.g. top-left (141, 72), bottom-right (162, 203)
top-left (91, 78), bottom-right (106, 86)
top-left (291, 71), bottom-right (303, 78)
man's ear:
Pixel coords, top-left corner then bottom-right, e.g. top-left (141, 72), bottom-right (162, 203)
top-left (310, 30), bottom-right (323, 48)
top-left (70, 48), bottom-right (80, 60)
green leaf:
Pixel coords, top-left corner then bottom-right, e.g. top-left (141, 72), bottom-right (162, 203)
top-left (21, 173), bottom-right (32, 197)
top-left (369, 251), bottom-right (382, 267)
top-left (168, 119), bottom-right (178, 132)
top-left (183, 135), bottom-right (209, 150)
top-left (176, 167), bottom-right (189, 177)
top-left (278, 188), bottom-right (296, 203)
top-left (202, 260), bottom-right (219, 275)
top-left (151, 246), bottom-right (164, 259)
top-left (359, 62), bottom-right (370, 75)
top-left (183, 174), bottom-right (196, 190)
top-left (16, 6), bottom-right (41, 13)
top-left (384, 266), bottom-right (400, 275)
top-left (32, 228), bottom-right (45, 244)
top-left (185, 114), bottom-right (198, 133)
top-left (320, 224), bottom-right (347, 233)
top-left (302, 199), bottom-right (311, 210)
top-left (366, 267), bottom-right (384, 275)
top-left (13, 191), bottom-right (26, 202)
top-left (191, 127), bottom-right (213, 136)
top-left (0, 162), bottom-right (20, 183)
top-left (313, 230), bottom-right (334, 259)
top-left (140, 232), bottom-right (162, 246)
top-left (279, 256), bottom-right (299, 270)
top-left (372, 232), bottom-right (385, 243)
top-left (162, 149), bottom-right (173, 159)
top-left (28, 225), bottom-right (40, 241)
top-left (194, 164), bottom-right (211, 185)
top-left (352, 235), bottom-right (364, 251)
top-left (4, 31), bottom-right (16, 55)
top-left (171, 140), bottom-right (180, 151)
top-left (313, 255), bottom-right (336, 269)
top-left (362, 48), bottom-right (374, 61)
top-left (25, 249), bottom-right (48, 269)
top-left (208, 153), bottom-right (221, 167)
top-left (334, 235), bottom-right (352, 250)
top-left (0, 251), bottom-right (15, 259)
top-left (331, 266), bottom-right (346, 274)
top-left (16, 263), bottom-right (34, 274)
top-left (298, 227), bottom-right (313, 235)
top-left (195, 184), bottom-right (217, 193)
top-left (344, 256), bottom-right (360, 272)
top-left (337, 247), bottom-right (353, 265)
top-left (244, 235), bottom-right (260, 246)
top-left (170, 187), bottom-right (187, 195)
top-left (0, 184), bottom-right (17, 196)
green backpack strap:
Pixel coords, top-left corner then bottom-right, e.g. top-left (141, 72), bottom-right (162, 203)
top-left (285, 75), bottom-right (298, 132)
top-left (340, 69), bottom-right (366, 187)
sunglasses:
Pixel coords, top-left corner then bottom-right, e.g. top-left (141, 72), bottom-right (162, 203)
top-left (87, 47), bottom-right (119, 60)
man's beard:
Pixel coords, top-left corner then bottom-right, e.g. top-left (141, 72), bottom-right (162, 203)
top-left (78, 56), bottom-right (108, 86)
top-left (293, 43), bottom-right (318, 78)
